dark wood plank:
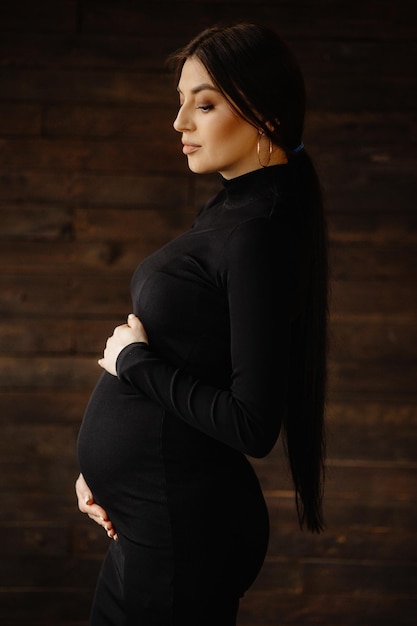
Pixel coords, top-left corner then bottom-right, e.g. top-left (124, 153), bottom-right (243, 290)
top-left (0, 318), bottom-right (118, 355)
top-left (0, 68), bottom-right (175, 105)
top-left (0, 2), bottom-right (77, 32)
top-left (81, 1), bottom-right (417, 41)
top-left (43, 104), bottom-right (177, 138)
top-left (0, 356), bottom-right (100, 389)
top-left (0, 241), bottom-right (152, 274)
top-left (0, 274), bottom-right (132, 316)
top-left (0, 525), bottom-right (69, 557)
top-left (304, 559), bottom-right (417, 595)
top-left (253, 457), bottom-right (417, 502)
top-left (266, 523), bottom-right (417, 562)
top-left (0, 203), bottom-right (72, 240)
top-left (0, 318), bottom-right (73, 352)
top-left (298, 40), bottom-right (417, 111)
top-left (263, 492), bottom-right (417, 559)
top-left (330, 318), bottom-right (417, 360)
top-left (0, 203), bottom-right (189, 242)
top-left (330, 243), bottom-right (417, 279)
top-left (0, 491), bottom-right (88, 523)
top-left (0, 171), bottom-right (189, 207)
top-left (0, 390), bottom-right (90, 424)
top-left (326, 398), bottom-right (417, 462)
top-left (0, 137), bottom-right (184, 174)
top-left (0, 590), bottom-right (93, 623)
top-left (263, 488), bottom-right (417, 532)
top-left (0, 423), bottom-right (80, 462)
top-left (0, 554), bottom-right (102, 588)
top-left (306, 111), bottom-right (417, 152)
top-left (74, 206), bottom-right (190, 241)
top-left (0, 457), bottom-right (80, 492)
top-left (251, 558), bottom-right (417, 595)
top-left (321, 161), bottom-right (416, 212)
top-left (331, 280), bottom-right (417, 316)
top-left (0, 33), bottom-right (174, 70)
top-left (328, 357), bottom-right (417, 394)
top-left (328, 210), bottom-right (417, 244)
top-left (0, 103), bottom-right (42, 135)
top-left (237, 590), bottom-right (417, 625)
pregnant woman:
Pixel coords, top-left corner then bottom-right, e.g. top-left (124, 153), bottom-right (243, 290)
top-left (76, 22), bottom-right (328, 626)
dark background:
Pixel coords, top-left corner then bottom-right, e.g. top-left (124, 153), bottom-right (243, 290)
top-left (0, 1), bottom-right (416, 624)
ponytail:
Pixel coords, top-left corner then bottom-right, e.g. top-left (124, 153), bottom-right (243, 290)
top-left (283, 149), bottom-right (328, 533)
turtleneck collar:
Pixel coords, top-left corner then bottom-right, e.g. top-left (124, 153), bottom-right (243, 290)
top-left (220, 163), bottom-right (290, 207)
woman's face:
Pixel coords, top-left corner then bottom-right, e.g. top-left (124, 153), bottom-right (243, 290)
top-left (173, 57), bottom-right (261, 179)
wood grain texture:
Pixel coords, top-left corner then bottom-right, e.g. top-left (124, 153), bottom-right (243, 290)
top-left (0, 1), bottom-right (416, 624)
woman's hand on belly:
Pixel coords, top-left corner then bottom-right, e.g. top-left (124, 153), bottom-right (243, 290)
top-left (75, 473), bottom-right (118, 541)
top-left (98, 313), bottom-right (148, 376)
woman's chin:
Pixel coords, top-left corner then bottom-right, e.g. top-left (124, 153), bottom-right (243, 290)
top-left (186, 160), bottom-right (216, 175)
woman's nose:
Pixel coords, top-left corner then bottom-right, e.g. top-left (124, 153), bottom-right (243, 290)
top-left (173, 105), bottom-right (192, 133)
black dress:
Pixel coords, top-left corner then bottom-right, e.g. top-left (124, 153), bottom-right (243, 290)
top-left (77, 163), bottom-right (302, 625)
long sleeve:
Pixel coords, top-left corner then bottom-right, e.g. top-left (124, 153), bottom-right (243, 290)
top-left (116, 213), bottom-right (294, 458)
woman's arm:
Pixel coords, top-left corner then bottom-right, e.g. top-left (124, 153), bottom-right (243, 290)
top-left (103, 217), bottom-right (293, 458)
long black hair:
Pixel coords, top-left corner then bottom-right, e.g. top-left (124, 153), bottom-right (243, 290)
top-left (169, 23), bottom-right (328, 533)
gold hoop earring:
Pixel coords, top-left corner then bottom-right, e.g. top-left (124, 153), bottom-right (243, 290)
top-left (257, 131), bottom-right (273, 168)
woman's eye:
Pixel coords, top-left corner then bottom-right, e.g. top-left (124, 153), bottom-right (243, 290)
top-left (197, 104), bottom-right (214, 112)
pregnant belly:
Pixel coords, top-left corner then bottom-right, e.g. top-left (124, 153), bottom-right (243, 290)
top-left (77, 372), bottom-right (167, 521)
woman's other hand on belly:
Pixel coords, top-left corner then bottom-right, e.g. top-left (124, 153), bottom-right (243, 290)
top-left (75, 472), bottom-right (119, 541)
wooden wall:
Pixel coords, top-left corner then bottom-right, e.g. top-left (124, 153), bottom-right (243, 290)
top-left (0, 1), bottom-right (416, 624)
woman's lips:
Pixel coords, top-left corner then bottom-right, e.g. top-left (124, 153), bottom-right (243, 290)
top-left (182, 143), bottom-right (201, 155)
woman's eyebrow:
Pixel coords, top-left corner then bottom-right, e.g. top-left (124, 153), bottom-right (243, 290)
top-left (177, 83), bottom-right (220, 95)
